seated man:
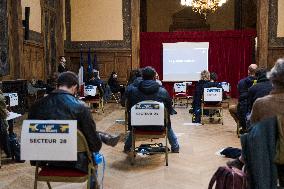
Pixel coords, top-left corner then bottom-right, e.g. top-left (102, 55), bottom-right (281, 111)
top-left (247, 68), bottom-right (272, 113)
top-left (28, 72), bottom-right (119, 172)
top-left (229, 64), bottom-right (257, 132)
top-left (124, 67), bottom-right (179, 153)
top-left (86, 71), bottom-right (105, 100)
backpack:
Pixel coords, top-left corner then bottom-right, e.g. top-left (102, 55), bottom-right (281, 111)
top-left (208, 166), bottom-right (247, 189)
top-left (8, 133), bottom-right (25, 163)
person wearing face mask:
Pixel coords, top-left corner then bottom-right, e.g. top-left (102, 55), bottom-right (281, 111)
top-left (28, 72), bottom-right (120, 175)
top-left (108, 71), bottom-right (125, 99)
top-left (57, 56), bottom-right (68, 73)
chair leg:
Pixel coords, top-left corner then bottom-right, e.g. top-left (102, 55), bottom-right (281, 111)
top-left (87, 166), bottom-right (91, 189)
top-left (201, 105), bottom-right (204, 125)
top-left (165, 129), bottom-right (168, 166)
top-left (236, 120), bottom-right (240, 137)
top-left (131, 131), bottom-right (135, 165)
top-left (47, 182), bottom-right (52, 189)
top-left (221, 108), bottom-right (224, 125)
top-left (92, 168), bottom-right (99, 189)
top-left (100, 99), bottom-right (104, 113)
top-left (34, 180), bottom-right (37, 189)
top-left (34, 165), bottom-right (39, 189)
top-left (0, 146), bottom-right (2, 169)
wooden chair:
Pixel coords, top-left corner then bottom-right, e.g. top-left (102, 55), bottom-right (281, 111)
top-left (34, 130), bottom-right (99, 189)
top-left (173, 82), bottom-right (191, 108)
top-left (201, 88), bottom-right (224, 125)
top-left (130, 101), bottom-right (169, 166)
top-left (84, 85), bottom-right (104, 113)
top-left (110, 92), bottom-right (120, 104)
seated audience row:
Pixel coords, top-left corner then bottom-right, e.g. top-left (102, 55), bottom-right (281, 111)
top-left (228, 59), bottom-right (284, 187)
top-left (27, 72), bottom-right (121, 187)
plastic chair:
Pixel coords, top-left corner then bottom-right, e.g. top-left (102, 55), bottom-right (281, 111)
top-left (33, 130), bottom-right (99, 189)
top-left (130, 100), bottom-right (169, 166)
top-left (201, 88), bottom-right (224, 125)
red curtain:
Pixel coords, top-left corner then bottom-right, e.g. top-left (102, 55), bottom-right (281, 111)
top-left (140, 30), bottom-right (256, 97)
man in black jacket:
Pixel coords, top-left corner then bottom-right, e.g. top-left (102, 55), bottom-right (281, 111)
top-left (57, 56), bottom-right (68, 73)
top-left (229, 64), bottom-right (257, 132)
top-left (124, 67), bottom-right (179, 153)
top-left (247, 68), bottom-right (273, 113)
top-left (28, 72), bottom-right (119, 172)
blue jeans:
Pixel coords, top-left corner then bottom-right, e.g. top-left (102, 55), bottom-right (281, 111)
top-left (124, 127), bottom-right (179, 151)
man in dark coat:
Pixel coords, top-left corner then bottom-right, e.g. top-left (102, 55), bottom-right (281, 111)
top-left (247, 68), bottom-right (273, 112)
top-left (87, 71), bottom-right (105, 98)
top-left (236, 64), bottom-right (258, 131)
top-left (124, 66), bottom-right (179, 153)
top-left (57, 56), bottom-right (68, 73)
top-left (28, 72), bottom-right (102, 172)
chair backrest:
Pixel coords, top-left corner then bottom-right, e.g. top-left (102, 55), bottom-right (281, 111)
top-left (131, 101), bottom-right (165, 127)
top-left (84, 85), bottom-right (97, 96)
top-left (220, 82), bottom-right (230, 93)
top-left (203, 88), bottom-right (223, 102)
top-left (21, 120), bottom-right (78, 161)
top-left (173, 83), bottom-right (187, 93)
top-left (77, 130), bottom-right (93, 163)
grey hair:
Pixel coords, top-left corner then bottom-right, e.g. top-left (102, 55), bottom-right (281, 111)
top-left (267, 58), bottom-right (284, 88)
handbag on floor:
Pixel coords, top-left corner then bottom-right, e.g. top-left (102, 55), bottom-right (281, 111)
top-left (208, 166), bottom-right (247, 189)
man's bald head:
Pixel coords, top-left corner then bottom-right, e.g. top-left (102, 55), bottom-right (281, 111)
top-left (248, 64), bottom-right (258, 76)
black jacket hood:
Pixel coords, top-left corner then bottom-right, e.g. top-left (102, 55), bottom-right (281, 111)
top-left (138, 80), bottom-right (160, 95)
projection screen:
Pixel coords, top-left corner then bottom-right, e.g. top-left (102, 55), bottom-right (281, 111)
top-left (163, 42), bottom-right (209, 81)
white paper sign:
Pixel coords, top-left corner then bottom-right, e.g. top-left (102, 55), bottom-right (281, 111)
top-left (4, 93), bottom-right (18, 107)
top-left (131, 101), bottom-right (164, 126)
top-left (21, 120), bottom-right (77, 161)
top-left (84, 85), bottom-right (97, 96)
top-left (6, 111), bottom-right (21, 121)
top-left (221, 82), bottom-right (230, 92)
top-left (204, 88), bottom-right (223, 102)
top-left (174, 83), bottom-right (187, 93)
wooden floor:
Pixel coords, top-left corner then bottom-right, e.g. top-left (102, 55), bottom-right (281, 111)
top-left (0, 103), bottom-right (240, 189)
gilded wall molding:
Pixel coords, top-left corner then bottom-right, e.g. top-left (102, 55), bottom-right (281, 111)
top-left (65, 0), bottom-right (131, 50)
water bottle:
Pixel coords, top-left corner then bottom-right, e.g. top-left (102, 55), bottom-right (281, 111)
top-left (93, 152), bottom-right (105, 189)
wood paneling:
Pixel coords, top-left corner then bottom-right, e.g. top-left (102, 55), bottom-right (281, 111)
top-left (65, 49), bottom-right (131, 84)
top-left (22, 41), bottom-right (45, 80)
top-left (131, 0), bottom-right (140, 69)
top-left (0, 0), bottom-right (9, 77)
top-left (8, 0), bottom-right (24, 79)
top-left (257, 0), bottom-right (269, 67)
top-left (268, 47), bottom-right (284, 69)
top-left (0, 0), bottom-right (23, 80)
top-left (41, 0), bottom-right (64, 78)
